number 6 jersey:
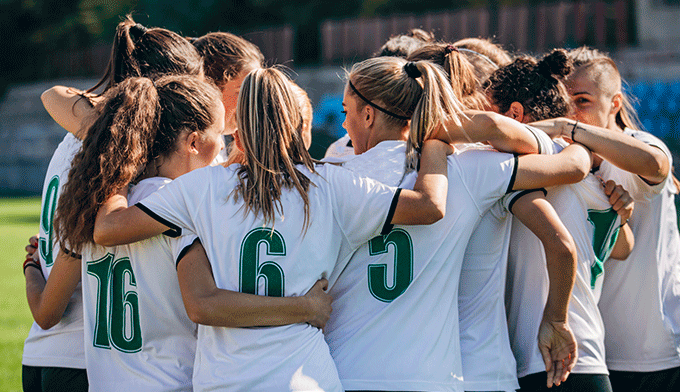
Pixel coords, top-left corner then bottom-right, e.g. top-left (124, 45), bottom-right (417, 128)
top-left (136, 163), bottom-right (399, 392)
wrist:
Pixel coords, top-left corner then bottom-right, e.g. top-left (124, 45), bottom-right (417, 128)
top-left (23, 259), bottom-right (42, 276)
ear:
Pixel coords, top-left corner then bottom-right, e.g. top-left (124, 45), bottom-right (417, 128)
top-left (363, 105), bottom-right (375, 128)
top-left (504, 102), bottom-right (526, 123)
top-left (611, 92), bottom-right (623, 116)
top-left (186, 131), bottom-right (201, 155)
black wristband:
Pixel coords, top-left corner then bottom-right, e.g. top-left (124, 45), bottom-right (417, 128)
top-left (619, 218), bottom-right (629, 228)
top-left (23, 262), bottom-right (42, 275)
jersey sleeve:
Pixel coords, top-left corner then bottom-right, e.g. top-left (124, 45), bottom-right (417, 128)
top-left (325, 164), bottom-right (399, 249)
top-left (169, 235), bottom-right (199, 268)
top-left (524, 124), bottom-right (555, 155)
top-left (136, 169), bottom-right (208, 237)
top-left (453, 150), bottom-right (517, 214)
top-left (597, 129), bottom-right (672, 201)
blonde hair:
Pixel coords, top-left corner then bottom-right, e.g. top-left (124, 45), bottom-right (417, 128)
top-left (348, 57), bottom-right (466, 170)
top-left (226, 81), bottom-right (313, 166)
top-left (568, 46), bottom-right (643, 132)
top-left (233, 67), bottom-right (316, 229)
top-left (453, 37), bottom-right (512, 83)
top-left (408, 43), bottom-right (489, 110)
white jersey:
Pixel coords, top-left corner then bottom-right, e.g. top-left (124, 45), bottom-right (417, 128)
top-left (324, 141), bottom-right (517, 392)
top-left (22, 133), bottom-right (85, 369)
top-left (137, 163), bottom-right (399, 392)
top-left (324, 133), bottom-right (355, 160)
top-left (507, 156), bottom-right (621, 377)
top-left (596, 128), bottom-right (680, 372)
top-left (459, 125), bottom-right (553, 392)
top-left (82, 178), bottom-right (198, 392)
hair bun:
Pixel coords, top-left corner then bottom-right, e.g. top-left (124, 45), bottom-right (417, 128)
top-left (537, 49), bottom-right (573, 78)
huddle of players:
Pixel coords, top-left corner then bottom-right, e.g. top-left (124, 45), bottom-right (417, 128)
top-left (20, 15), bottom-right (680, 392)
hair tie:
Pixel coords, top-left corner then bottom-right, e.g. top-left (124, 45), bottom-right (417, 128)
top-left (404, 62), bottom-right (422, 79)
top-left (189, 37), bottom-right (198, 44)
top-left (129, 23), bottom-right (148, 41)
top-left (445, 45), bottom-right (458, 54)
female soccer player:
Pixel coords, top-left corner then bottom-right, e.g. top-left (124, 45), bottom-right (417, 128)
top-left (532, 47), bottom-right (680, 392)
top-left (92, 66), bottom-right (451, 391)
top-left (22, 16), bottom-right (206, 392)
top-left (487, 49), bottom-right (635, 392)
top-left (408, 43), bottom-right (591, 391)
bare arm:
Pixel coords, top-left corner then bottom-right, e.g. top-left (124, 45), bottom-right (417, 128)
top-left (41, 86), bottom-right (101, 139)
top-left (512, 192), bottom-right (578, 387)
top-left (177, 240), bottom-right (332, 328)
top-left (93, 185), bottom-right (170, 246)
top-left (437, 111), bottom-right (539, 154)
top-left (25, 251), bottom-right (81, 330)
top-left (530, 118), bottom-right (669, 185)
top-left (513, 143), bottom-right (593, 191)
top-left (390, 140), bottom-right (450, 225)
top-left (603, 180), bottom-right (635, 260)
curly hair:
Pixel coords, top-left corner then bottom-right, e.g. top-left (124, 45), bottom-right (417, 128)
top-left (484, 48), bottom-right (573, 121)
top-left (55, 75), bottom-right (222, 253)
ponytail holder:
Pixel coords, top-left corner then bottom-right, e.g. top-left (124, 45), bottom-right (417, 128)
top-left (445, 45), bottom-right (458, 54)
top-left (189, 37), bottom-right (198, 44)
top-left (404, 62), bottom-right (422, 79)
top-left (130, 23), bottom-right (148, 41)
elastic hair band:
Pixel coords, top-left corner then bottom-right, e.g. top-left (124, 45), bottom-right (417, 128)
top-left (129, 23), bottom-right (148, 41)
top-left (445, 44), bottom-right (458, 54)
top-left (348, 80), bottom-right (411, 121)
top-left (571, 120), bottom-right (579, 143)
top-left (189, 37), bottom-right (198, 44)
top-left (404, 62), bottom-right (422, 79)
top-left (457, 48), bottom-right (499, 70)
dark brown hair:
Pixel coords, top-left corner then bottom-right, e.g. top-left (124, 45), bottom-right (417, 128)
top-left (485, 48), bottom-right (573, 121)
top-left (87, 15), bottom-right (203, 94)
top-left (408, 43), bottom-right (489, 110)
top-left (192, 32), bottom-right (264, 86)
top-left (56, 75), bottom-right (222, 252)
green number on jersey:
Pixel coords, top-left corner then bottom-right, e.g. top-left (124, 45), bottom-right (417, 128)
top-left (587, 207), bottom-right (621, 288)
top-left (39, 176), bottom-right (59, 267)
top-left (239, 228), bottom-right (286, 297)
top-left (87, 253), bottom-right (142, 353)
top-left (367, 228), bottom-right (414, 302)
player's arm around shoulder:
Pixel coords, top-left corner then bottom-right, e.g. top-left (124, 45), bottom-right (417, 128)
top-left (391, 140), bottom-right (451, 225)
top-left (93, 185), bottom-right (169, 247)
top-left (41, 86), bottom-right (101, 139)
top-left (513, 142), bottom-right (592, 191)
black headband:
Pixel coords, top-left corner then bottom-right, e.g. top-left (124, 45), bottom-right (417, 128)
top-left (348, 80), bottom-right (411, 121)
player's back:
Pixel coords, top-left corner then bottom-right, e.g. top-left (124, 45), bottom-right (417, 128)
top-left (325, 142), bottom-right (516, 392)
top-left (137, 163), bottom-right (398, 392)
top-left (81, 177), bottom-right (197, 392)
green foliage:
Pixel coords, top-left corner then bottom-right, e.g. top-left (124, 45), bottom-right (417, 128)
top-left (0, 197), bottom-right (41, 391)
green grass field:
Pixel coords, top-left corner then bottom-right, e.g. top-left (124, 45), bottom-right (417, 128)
top-left (0, 197), bottom-right (41, 392)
